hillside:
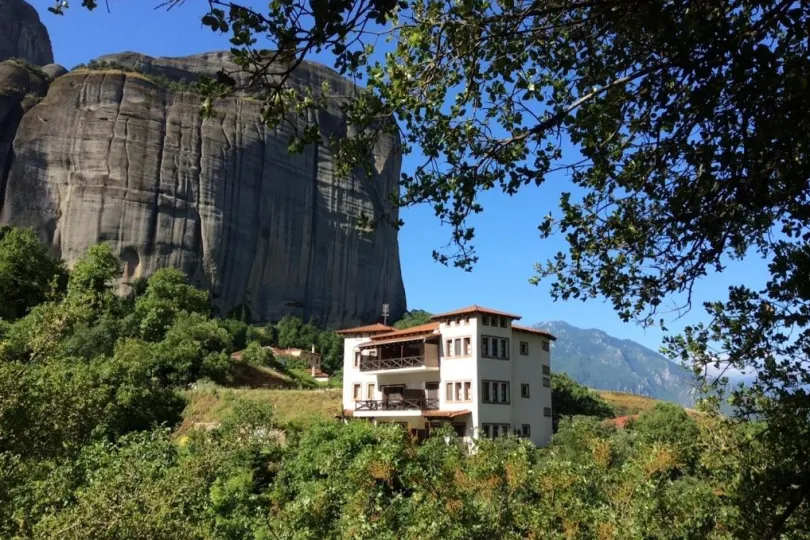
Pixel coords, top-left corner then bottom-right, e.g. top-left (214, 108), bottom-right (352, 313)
top-left (539, 321), bottom-right (697, 406)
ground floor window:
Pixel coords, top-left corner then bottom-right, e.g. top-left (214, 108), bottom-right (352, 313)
top-left (481, 423), bottom-right (511, 438)
top-left (520, 424), bottom-right (531, 437)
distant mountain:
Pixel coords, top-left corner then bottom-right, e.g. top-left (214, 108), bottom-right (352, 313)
top-left (536, 321), bottom-right (697, 406)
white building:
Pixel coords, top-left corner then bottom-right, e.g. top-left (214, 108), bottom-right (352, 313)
top-left (337, 306), bottom-right (556, 446)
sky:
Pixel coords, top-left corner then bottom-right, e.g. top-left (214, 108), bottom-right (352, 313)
top-left (30, 0), bottom-right (772, 352)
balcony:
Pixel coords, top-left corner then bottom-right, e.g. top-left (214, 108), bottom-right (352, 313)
top-left (355, 398), bottom-right (440, 411)
top-left (359, 355), bottom-right (427, 372)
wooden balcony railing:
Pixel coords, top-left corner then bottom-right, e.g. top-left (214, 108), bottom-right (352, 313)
top-left (359, 355), bottom-right (426, 372)
top-left (354, 398), bottom-right (440, 411)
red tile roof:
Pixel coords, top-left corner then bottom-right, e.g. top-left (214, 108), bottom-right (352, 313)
top-left (512, 324), bottom-right (557, 341)
top-left (422, 409), bottom-right (472, 418)
top-left (430, 305), bottom-right (522, 321)
top-left (335, 323), bottom-right (396, 335)
top-left (371, 322), bottom-right (440, 340)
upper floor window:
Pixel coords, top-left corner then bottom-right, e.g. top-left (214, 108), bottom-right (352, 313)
top-left (519, 341), bottom-right (529, 355)
top-left (353, 384), bottom-right (362, 400)
top-left (354, 352), bottom-right (361, 368)
top-left (542, 365), bottom-right (550, 375)
top-left (543, 377), bottom-right (551, 388)
top-left (445, 381), bottom-right (472, 402)
top-left (445, 337), bottom-right (472, 358)
top-left (482, 380), bottom-right (510, 404)
top-left (542, 340), bottom-right (550, 352)
top-left (482, 314), bottom-right (491, 326)
top-left (499, 316), bottom-right (507, 328)
top-left (482, 336), bottom-right (509, 359)
top-left (520, 383), bottom-right (530, 398)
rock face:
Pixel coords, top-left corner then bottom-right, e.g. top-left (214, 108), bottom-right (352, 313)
top-left (0, 51), bottom-right (407, 326)
top-left (0, 0), bottom-right (54, 65)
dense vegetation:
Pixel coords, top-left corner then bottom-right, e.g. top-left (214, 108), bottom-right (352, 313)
top-left (0, 229), bottom-right (806, 537)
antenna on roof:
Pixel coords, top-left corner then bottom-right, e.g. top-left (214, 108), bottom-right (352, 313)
top-left (381, 303), bottom-right (390, 325)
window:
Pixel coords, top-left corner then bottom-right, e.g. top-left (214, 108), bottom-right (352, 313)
top-left (542, 365), bottom-right (550, 375)
top-left (482, 380), bottom-right (510, 404)
top-left (482, 423), bottom-right (511, 438)
top-left (482, 314), bottom-right (490, 326)
top-left (521, 424), bottom-right (531, 437)
top-left (353, 384), bottom-right (362, 400)
top-left (446, 380), bottom-right (472, 402)
top-left (354, 352), bottom-right (360, 368)
top-left (542, 340), bottom-right (550, 351)
top-left (367, 383), bottom-right (375, 399)
top-left (544, 407), bottom-right (552, 417)
top-left (446, 337), bottom-right (472, 358)
top-left (520, 341), bottom-right (529, 355)
top-left (483, 336), bottom-right (509, 359)
top-left (543, 377), bottom-right (551, 388)
top-left (521, 383), bottom-right (530, 398)
top-left (500, 316), bottom-right (507, 328)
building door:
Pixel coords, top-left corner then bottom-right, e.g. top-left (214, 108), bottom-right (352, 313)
top-left (382, 385), bottom-right (405, 403)
top-left (425, 382), bottom-right (439, 404)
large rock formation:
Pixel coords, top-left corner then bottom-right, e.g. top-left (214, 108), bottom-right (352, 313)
top-left (0, 0), bottom-right (54, 65)
top-left (0, 50), bottom-right (407, 326)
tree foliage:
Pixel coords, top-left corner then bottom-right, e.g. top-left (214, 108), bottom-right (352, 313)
top-left (393, 309), bottom-right (433, 329)
top-left (550, 372), bottom-right (615, 431)
top-left (0, 227), bottom-right (65, 321)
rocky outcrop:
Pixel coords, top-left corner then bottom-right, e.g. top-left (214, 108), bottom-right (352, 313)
top-left (0, 51), bottom-right (406, 326)
top-left (0, 0), bottom-right (53, 65)
top-left (0, 60), bottom-right (49, 205)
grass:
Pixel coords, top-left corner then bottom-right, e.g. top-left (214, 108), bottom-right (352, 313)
top-left (179, 385), bottom-right (342, 434)
top-left (594, 390), bottom-right (663, 416)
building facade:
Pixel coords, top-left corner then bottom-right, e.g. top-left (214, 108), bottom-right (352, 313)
top-left (337, 306), bottom-right (556, 446)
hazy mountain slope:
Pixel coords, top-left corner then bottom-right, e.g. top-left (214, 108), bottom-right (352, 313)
top-left (538, 321), bottom-right (696, 406)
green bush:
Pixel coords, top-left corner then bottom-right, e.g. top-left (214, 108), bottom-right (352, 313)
top-left (241, 341), bottom-right (276, 367)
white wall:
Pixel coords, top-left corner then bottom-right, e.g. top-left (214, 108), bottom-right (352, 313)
top-left (437, 317), bottom-right (479, 438)
top-left (341, 334), bottom-right (378, 411)
top-left (510, 331), bottom-right (553, 445)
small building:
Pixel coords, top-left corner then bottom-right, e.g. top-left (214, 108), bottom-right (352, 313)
top-left (336, 306), bottom-right (555, 446)
top-left (269, 345), bottom-right (328, 381)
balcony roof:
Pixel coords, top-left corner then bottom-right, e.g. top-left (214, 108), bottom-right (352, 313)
top-left (422, 409), bottom-right (472, 419)
top-left (430, 305), bottom-right (522, 321)
top-left (512, 324), bottom-right (557, 341)
top-left (358, 331), bottom-right (440, 348)
top-left (335, 323), bottom-right (396, 335)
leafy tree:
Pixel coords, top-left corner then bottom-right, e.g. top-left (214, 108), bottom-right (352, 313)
top-left (316, 330), bottom-right (343, 373)
top-left (132, 268), bottom-right (210, 342)
top-left (275, 314), bottom-right (304, 349)
top-left (151, 313), bottom-right (233, 386)
top-left (633, 402), bottom-right (701, 468)
top-left (218, 317), bottom-right (249, 350)
top-left (0, 228), bottom-right (66, 321)
top-left (241, 340), bottom-right (276, 368)
top-left (245, 324), bottom-right (274, 346)
top-left (550, 372), bottom-right (615, 431)
top-left (393, 309), bottom-right (433, 329)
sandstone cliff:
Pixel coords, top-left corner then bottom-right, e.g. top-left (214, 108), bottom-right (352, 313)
top-left (0, 0), bottom-right (54, 65)
top-left (0, 50), bottom-right (407, 326)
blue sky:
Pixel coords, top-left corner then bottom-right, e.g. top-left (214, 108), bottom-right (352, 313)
top-left (32, 0), bottom-right (771, 352)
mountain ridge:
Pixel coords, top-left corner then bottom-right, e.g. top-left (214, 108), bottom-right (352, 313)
top-left (535, 320), bottom-right (696, 406)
